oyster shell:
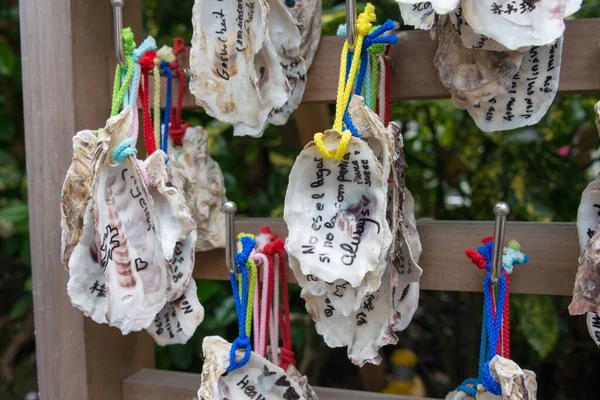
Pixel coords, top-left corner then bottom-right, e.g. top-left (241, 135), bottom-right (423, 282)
top-left (449, 6), bottom-right (513, 51)
top-left (396, 0), bottom-right (460, 15)
top-left (461, 37), bottom-right (563, 132)
top-left (282, 0), bottom-right (322, 68)
top-left (286, 364), bottom-right (318, 400)
top-left (461, 0), bottom-right (577, 51)
top-left (398, 1), bottom-right (436, 30)
top-left (168, 126), bottom-right (227, 251)
top-left (302, 267), bottom-right (400, 366)
top-left (147, 279), bottom-right (205, 346)
top-left (587, 312), bottom-right (600, 348)
top-left (61, 130), bottom-right (98, 268)
top-left (435, 19), bottom-right (523, 110)
top-left (198, 335), bottom-right (305, 400)
top-left (393, 282), bottom-right (420, 331)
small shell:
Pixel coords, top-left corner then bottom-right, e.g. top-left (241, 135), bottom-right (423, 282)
top-left (396, 0), bottom-right (460, 15)
top-left (460, 37), bottom-right (563, 132)
top-left (586, 312), bottom-right (600, 348)
top-left (489, 356), bottom-right (538, 399)
top-left (285, 365), bottom-right (318, 400)
top-left (168, 126), bottom-right (227, 251)
top-left (147, 279), bottom-right (205, 346)
top-left (283, 0), bottom-right (322, 68)
top-left (461, 0), bottom-right (577, 50)
top-left (198, 336), bottom-right (305, 400)
top-left (60, 130), bottom-right (98, 268)
top-left (397, 2), bottom-right (436, 30)
top-left (434, 19), bottom-right (523, 109)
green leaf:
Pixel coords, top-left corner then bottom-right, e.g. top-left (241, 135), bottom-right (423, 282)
top-left (10, 295), bottom-right (32, 319)
top-left (513, 294), bottom-right (559, 359)
top-left (0, 42), bottom-right (16, 76)
top-left (166, 344), bottom-right (193, 370)
top-left (196, 279), bottom-right (226, 303)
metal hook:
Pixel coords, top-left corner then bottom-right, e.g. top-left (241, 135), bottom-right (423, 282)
top-left (111, 0), bottom-right (126, 68)
top-left (345, 0), bottom-right (356, 48)
top-left (491, 202), bottom-right (510, 284)
top-left (222, 201), bottom-right (238, 274)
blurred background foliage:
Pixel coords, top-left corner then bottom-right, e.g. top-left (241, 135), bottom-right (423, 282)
top-left (2, 0), bottom-right (600, 398)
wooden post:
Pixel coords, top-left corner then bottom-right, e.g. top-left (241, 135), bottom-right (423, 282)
top-left (20, 1), bottom-right (153, 399)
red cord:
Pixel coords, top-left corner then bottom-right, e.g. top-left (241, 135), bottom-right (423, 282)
top-left (139, 50), bottom-right (157, 155)
top-left (501, 269), bottom-right (510, 358)
top-left (168, 38), bottom-right (189, 146)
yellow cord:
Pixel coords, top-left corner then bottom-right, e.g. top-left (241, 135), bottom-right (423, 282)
top-left (314, 3), bottom-right (376, 160)
top-left (236, 232), bottom-right (257, 338)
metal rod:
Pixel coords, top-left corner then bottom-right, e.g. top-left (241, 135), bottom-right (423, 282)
top-left (222, 201), bottom-right (238, 274)
top-left (346, 0), bottom-right (356, 47)
top-left (111, 0), bottom-right (126, 67)
top-left (491, 202), bottom-right (510, 284)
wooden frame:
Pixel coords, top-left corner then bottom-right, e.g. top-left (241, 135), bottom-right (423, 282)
top-left (19, 0), bottom-right (597, 398)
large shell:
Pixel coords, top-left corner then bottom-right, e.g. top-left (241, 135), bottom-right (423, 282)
top-left (302, 267), bottom-right (400, 366)
top-left (94, 108), bottom-right (168, 333)
top-left (198, 335), bottom-right (305, 400)
top-left (147, 279), bottom-right (205, 346)
top-left (282, 0), bottom-right (322, 68)
top-left (434, 19), bottom-right (523, 110)
top-left (461, 0), bottom-right (578, 51)
top-left (396, 0), bottom-right (460, 15)
top-left (168, 126), bottom-right (227, 251)
top-left (398, 2), bottom-right (437, 30)
top-left (460, 37), bottom-right (563, 132)
top-left (60, 130), bottom-right (98, 268)
top-left (449, 6), bottom-right (515, 51)
top-left (393, 282), bottom-right (420, 331)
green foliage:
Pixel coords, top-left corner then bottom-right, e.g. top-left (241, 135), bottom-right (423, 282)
top-left (513, 294), bottom-right (560, 360)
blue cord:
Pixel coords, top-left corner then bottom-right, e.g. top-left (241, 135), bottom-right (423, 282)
top-left (111, 136), bottom-right (137, 163)
top-left (159, 61), bottom-right (173, 155)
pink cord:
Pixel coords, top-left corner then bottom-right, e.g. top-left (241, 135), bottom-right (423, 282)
top-left (252, 252), bottom-right (261, 353)
top-left (250, 252), bottom-right (270, 357)
top-left (269, 259), bottom-right (280, 365)
top-left (378, 54), bottom-right (387, 123)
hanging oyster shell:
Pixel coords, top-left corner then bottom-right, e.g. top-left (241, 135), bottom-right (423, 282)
top-left (435, 19), bottom-right (523, 110)
top-left (266, 0), bottom-right (308, 127)
top-left (398, 1), bottom-right (436, 30)
top-left (282, 0), bottom-right (322, 68)
top-left (286, 364), bottom-right (319, 400)
top-left (168, 126), bottom-right (226, 251)
top-left (95, 109), bottom-right (168, 333)
top-left (460, 37), bottom-right (563, 132)
top-left (396, 0), bottom-right (460, 15)
top-left (61, 130), bottom-right (98, 269)
top-left (302, 267), bottom-right (400, 366)
top-left (449, 6), bottom-right (514, 51)
top-left (460, 0), bottom-right (578, 51)
top-left (147, 279), bottom-right (205, 346)
top-left (587, 312), bottom-right (600, 348)
top-left (198, 336), bottom-right (305, 400)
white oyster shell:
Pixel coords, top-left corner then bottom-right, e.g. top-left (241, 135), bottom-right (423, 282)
top-left (396, 0), bottom-right (460, 15)
top-left (198, 336), bottom-right (305, 400)
top-left (168, 126), bottom-right (227, 251)
top-left (435, 19), bottom-right (523, 110)
top-left (147, 279), bottom-right (205, 346)
top-left (586, 312), bottom-right (600, 348)
top-left (283, 0), bottom-right (322, 68)
top-left (398, 2), bottom-right (436, 30)
top-left (461, 0), bottom-right (577, 50)
top-left (393, 282), bottom-right (420, 331)
top-left (286, 364), bottom-right (318, 400)
top-left (61, 130), bottom-right (98, 268)
top-left (461, 37), bottom-right (563, 132)
top-left (449, 6), bottom-right (515, 51)
top-left (302, 267), bottom-right (400, 366)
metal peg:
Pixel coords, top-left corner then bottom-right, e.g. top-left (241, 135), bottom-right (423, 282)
top-left (111, 0), bottom-right (126, 68)
top-left (346, 0), bottom-right (356, 48)
top-left (491, 202), bottom-right (510, 284)
top-left (222, 201), bottom-right (238, 274)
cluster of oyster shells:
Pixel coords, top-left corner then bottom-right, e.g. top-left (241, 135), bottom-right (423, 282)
top-left (61, 108), bottom-right (204, 344)
top-left (397, 0), bottom-right (580, 132)
top-left (189, 0), bottom-right (321, 137)
top-left (283, 96), bottom-right (422, 366)
top-left (445, 356), bottom-right (538, 399)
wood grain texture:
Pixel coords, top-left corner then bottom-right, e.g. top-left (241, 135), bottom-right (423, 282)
top-left (21, 1), bottom-right (152, 399)
top-left (178, 18), bottom-right (600, 107)
top-left (123, 368), bottom-right (439, 400)
top-left (193, 219), bottom-right (579, 296)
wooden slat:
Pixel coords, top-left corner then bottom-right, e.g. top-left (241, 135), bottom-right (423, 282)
top-left (123, 368), bottom-right (439, 400)
top-left (21, 1), bottom-right (154, 400)
top-left (193, 219), bottom-right (578, 296)
top-left (177, 18), bottom-right (600, 108)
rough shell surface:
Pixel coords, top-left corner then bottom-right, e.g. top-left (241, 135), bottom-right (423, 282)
top-left (398, 2), bottom-right (437, 30)
top-left (147, 279), bottom-right (205, 346)
top-left (198, 336), bottom-right (305, 400)
top-left (435, 19), bottom-right (523, 109)
top-left (190, 0), bottom-right (270, 127)
top-left (302, 267), bottom-right (400, 366)
top-left (489, 356), bottom-right (538, 400)
top-left (283, 0), bottom-right (322, 68)
top-left (61, 130), bottom-right (98, 268)
top-left (94, 108), bottom-right (168, 333)
top-left (461, 0), bottom-right (577, 50)
top-left (286, 364), bottom-right (319, 400)
top-left (168, 126), bottom-right (227, 251)
top-left (284, 130), bottom-right (392, 287)
top-left (461, 37), bottom-right (563, 132)
top-left (449, 6), bottom-right (516, 51)
top-left (396, 0), bottom-right (460, 15)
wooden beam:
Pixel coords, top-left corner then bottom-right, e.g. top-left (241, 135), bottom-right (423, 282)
top-left (177, 18), bottom-right (600, 108)
top-left (193, 219), bottom-right (578, 296)
top-left (123, 368), bottom-right (439, 400)
top-left (21, 1), bottom-right (153, 399)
